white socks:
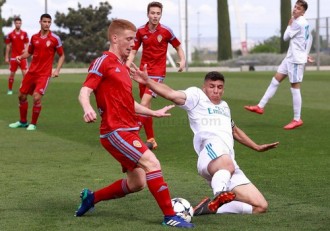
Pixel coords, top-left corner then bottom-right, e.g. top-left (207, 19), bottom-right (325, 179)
top-left (211, 169), bottom-right (231, 195)
top-left (217, 201), bottom-right (253, 214)
top-left (291, 88), bottom-right (302, 121)
top-left (258, 77), bottom-right (280, 108)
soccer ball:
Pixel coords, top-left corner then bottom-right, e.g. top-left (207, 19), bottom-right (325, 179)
top-left (171, 197), bottom-right (194, 223)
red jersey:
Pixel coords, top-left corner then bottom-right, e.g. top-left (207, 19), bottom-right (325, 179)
top-left (5, 29), bottom-right (29, 58)
top-left (133, 22), bottom-right (181, 77)
top-left (83, 51), bottom-right (140, 135)
top-left (27, 31), bottom-right (64, 76)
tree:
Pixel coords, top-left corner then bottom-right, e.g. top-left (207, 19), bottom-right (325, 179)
top-left (217, 0), bottom-right (232, 61)
top-left (280, 0), bottom-right (291, 53)
top-left (54, 2), bottom-right (112, 63)
top-left (1, 0), bottom-right (15, 64)
top-left (250, 36), bottom-right (281, 53)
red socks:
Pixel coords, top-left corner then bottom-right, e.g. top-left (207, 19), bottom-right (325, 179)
top-left (94, 179), bottom-right (131, 204)
top-left (19, 101), bottom-right (28, 124)
top-left (146, 170), bottom-right (175, 216)
top-left (138, 115), bottom-right (155, 140)
top-left (31, 102), bottom-right (42, 125)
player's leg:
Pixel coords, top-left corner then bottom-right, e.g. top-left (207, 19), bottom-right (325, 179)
top-left (231, 183), bottom-right (268, 214)
top-left (20, 59), bottom-right (28, 77)
top-left (7, 60), bottom-right (18, 94)
top-left (92, 168), bottom-right (145, 204)
top-left (75, 132), bottom-right (148, 217)
top-left (196, 141), bottom-right (236, 213)
top-left (9, 81), bottom-right (29, 128)
top-left (7, 72), bottom-right (15, 95)
top-left (245, 60), bottom-right (288, 114)
top-left (27, 76), bottom-right (51, 130)
top-left (139, 89), bottom-right (157, 149)
top-left (139, 147), bottom-right (194, 227)
top-left (27, 92), bottom-right (43, 131)
top-left (284, 63), bottom-right (304, 129)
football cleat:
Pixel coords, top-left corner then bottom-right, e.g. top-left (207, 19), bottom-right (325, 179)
top-left (244, 105), bottom-right (264, 114)
top-left (75, 188), bottom-right (95, 217)
top-left (162, 215), bottom-right (194, 228)
top-left (208, 191), bottom-right (236, 213)
top-left (7, 90), bottom-right (13, 95)
top-left (193, 197), bottom-right (215, 216)
top-left (283, 119), bottom-right (303, 130)
top-left (147, 138), bottom-right (158, 150)
top-left (26, 124), bottom-right (37, 131)
top-left (9, 121), bottom-right (28, 128)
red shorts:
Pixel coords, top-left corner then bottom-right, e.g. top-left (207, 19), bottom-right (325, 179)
top-left (100, 130), bottom-right (149, 171)
top-left (19, 72), bottom-right (51, 95)
top-left (9, 59), bottom-right (28, 72)
top-left (139, 76), bottom-right (164, 98)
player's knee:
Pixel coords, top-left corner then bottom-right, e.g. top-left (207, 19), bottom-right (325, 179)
top-left (254, 200), bottom-right (268, 214)
top-left (139, 151), bottom-right (161, 172)
top-left (129, 179), bottom-right (146, 192)
top-left (18, 94), bottom-right (27, 102)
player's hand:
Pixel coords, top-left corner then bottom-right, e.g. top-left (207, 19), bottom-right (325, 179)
top-left (177, 60), bottom-right (185, 72)
top-left (307, 56), bottom-right (315, 63)
top-left (256, 142), bottom-right (279, 152)
top-left (153, 105), bottom-right (175, 118)
top-left (83, 110), bottom-right (97, 123)
top-left (16, 56), bottom-right (22, 63)
top-left (51, 69), bottom-right (60, 78)
top-left (131, 63), bottom-right (149, 84)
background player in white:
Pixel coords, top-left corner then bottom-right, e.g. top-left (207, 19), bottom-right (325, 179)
top-left (132, 68), bottom-right (279, 215)
top-left (245, 0), bottom-right (313, 130)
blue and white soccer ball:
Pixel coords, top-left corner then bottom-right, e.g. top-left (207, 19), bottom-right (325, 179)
top-left (171, 197), bottom-right (194, 223)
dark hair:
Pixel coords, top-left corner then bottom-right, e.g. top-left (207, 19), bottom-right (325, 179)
top-left (40, 13), bottom-right (52, 21)
top-left (14, 17), bottom-right (22, 22)
top-left (204, 71), bottom-right (225, 83)
top-left (296, 0), bottom-right (308, 11)
top-left (147, 1), bottom-right (163, 13)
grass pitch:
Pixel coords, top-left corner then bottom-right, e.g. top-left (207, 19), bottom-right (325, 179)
top-left (0, 70), bottom-right (329, 231)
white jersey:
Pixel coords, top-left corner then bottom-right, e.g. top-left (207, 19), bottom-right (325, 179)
top-left (283, 16), bottom-right (312, 64)
top-left (178, 87), bottom-right (234, 155)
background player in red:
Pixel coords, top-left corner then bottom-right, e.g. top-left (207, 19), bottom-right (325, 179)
top-left (75, 19), bottom-right (193, 228)
top-left (127, 1), bottom-right (186, 150)
top-left (4, 17), bottom-right (29, 95)
top-left (9, 13), bottom-right (65, 131)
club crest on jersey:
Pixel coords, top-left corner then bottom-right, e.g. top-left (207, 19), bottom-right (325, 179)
top-left (157, 35), bottom-right (163, 42)
top-left (20, 35), bottom-right (24, 40)
top-left (46, 40), bottom-right (51, 47)
top-left (133, 140), bottom-right (142, 148)
top-left (115, 67), bottom-right (121, 72)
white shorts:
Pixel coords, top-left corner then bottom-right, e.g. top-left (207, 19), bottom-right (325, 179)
top-left (197, 139), bottom-right (250, 191)
top-left (277, 58), bottom-right (305, 83)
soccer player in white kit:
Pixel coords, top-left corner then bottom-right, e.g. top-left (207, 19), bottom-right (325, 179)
top-left (131, 68), bottom-right (279, 215)
top-left (245, 0), bottom-right (313, 130)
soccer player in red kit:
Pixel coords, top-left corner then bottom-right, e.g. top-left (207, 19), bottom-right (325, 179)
top-left (4, 17), bottom-right (29, 95)
top-left (75, 19), bottom-right (193, 228)
top-left (127, 1), bottom-right (186, 150)
top-left (9, 14), bottom-right (65, 131)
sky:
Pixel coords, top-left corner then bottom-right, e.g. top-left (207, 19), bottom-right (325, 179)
top-left (2, 0), bottom-right (330, 49)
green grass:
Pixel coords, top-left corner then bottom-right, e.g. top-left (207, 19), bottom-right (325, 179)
top-left (0, 71), bottom-right (329, 231)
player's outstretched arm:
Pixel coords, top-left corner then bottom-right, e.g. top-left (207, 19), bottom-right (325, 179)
top-left (131, 63), bottom-right (187, 105)
top-left (233, 125), bottom-right (279, 152)
top-left (134, 101), bottom-right (174, 118)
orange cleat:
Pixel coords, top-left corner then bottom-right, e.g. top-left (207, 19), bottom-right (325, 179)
top-left (283, 119), bottom-right (303, 130)
top-left (208, 191), bottom-right (236, 213)
top-left (244, 105), bottom-right (264, 114)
